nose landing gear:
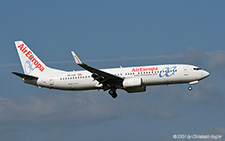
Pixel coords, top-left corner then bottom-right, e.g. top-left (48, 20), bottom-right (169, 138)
top-left (188, 81), bottom-right (198, 91)
top-left (188, 85), bottom-right (192, 91)
top-left (109, 89), bottom-right (117, 98)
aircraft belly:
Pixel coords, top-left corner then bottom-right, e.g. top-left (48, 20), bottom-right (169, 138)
top-left (68, 80), bottom-right (98, 90)
top-left (44, 78), bottom-right (98, 91)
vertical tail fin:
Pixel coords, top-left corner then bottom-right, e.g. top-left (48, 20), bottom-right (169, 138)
top-left (15, 41), bottom-right (47, 76)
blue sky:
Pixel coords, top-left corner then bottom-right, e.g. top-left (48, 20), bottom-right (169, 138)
top-left (0, 0), bottom-right (225, 140)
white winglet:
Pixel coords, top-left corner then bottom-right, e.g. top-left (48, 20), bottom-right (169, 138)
top-left (71, 51), bottom-right (82, 64)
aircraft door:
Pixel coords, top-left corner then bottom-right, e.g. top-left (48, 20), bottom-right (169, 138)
top-left (183, 66), bottom-right (188, 76)
top-left (49, 76), bottom-right (54, 85)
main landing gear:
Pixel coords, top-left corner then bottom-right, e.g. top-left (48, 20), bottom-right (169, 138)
top-left (108, 89), bottom-right (117, 98)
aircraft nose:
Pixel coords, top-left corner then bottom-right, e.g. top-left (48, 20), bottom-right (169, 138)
top-left (202, 70), bottom-right (210, 78)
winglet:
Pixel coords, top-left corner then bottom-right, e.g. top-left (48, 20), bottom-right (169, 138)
top-left (71, 51), bottom-right (82, 64)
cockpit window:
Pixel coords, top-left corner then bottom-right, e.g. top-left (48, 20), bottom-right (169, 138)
top-left (193, 68), bottom-right (201, 70)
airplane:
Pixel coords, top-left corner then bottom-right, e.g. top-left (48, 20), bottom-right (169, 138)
top-left (12, 41), bottom-right (210, 98)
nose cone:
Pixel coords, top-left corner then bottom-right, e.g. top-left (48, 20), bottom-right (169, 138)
top-left (202, 70), bottom-right (210, 79)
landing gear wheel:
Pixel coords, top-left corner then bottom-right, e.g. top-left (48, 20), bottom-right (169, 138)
top-left (109, 89), bottom-right (114, 95)
top-left (109, 89), bottom-right (117, 98)
top-left (188, 86), bottom-right (192, 91)
top-left (111, 93), bottom-right (117, 98)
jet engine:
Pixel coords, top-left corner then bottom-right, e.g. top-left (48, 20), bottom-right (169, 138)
top-left (123, 77), bottom-right (142, 88)
top-left (122, 77), bottom-right (146, 93)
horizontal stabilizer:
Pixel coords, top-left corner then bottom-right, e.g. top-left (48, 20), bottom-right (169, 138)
top-left (12, 72), bottom-right (38, 80)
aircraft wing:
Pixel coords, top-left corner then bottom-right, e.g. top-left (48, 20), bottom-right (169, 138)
top-left (71, 51), bottom-right (123, 89)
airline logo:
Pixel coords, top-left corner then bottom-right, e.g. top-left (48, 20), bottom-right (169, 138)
top-left (132, 67), bottom-right (158, 72)
top-left (17, 44), bottom-right (44, 73)
top-left (159, 66), bottom-right (177, 77)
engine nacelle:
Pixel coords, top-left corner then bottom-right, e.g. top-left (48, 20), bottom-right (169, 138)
top-left (122, 77), bottom-right (142, 88)
top-left (122, 78), bottom-right (146, 93)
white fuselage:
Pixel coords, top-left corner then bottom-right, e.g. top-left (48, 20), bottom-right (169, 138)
top-left (36, 64), bottom-right (209, 91)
